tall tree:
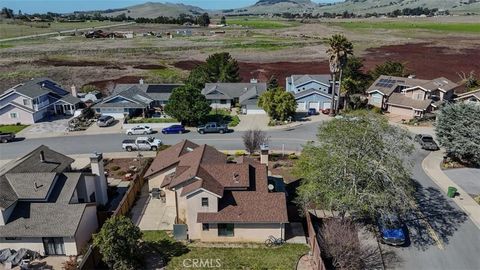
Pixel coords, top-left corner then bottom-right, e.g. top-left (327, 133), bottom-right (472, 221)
top-left (258, 87), bottom-right (297, 122)
top-left (436, 102), bottom-right (480, 166)
top-left (220, 16), bottom-right (226, 25)
top-left (185, 65), bottom-right (209, 89)
top-left (294, 111), bottom-right (414, 219)
top-left (93, 216), bottom-right (143, 270)
top-left (341, 56), bottom-right (371, 109)
top-left (369, 60), bottom-right (407, 80)
top-left (326, 34), bottom-right (354, 115)
top-left (242, 129), bottom-right (268, 155)
top-left (267, 75), bottom-right (279, 90)
top-left (204, 52), bottom-right (241, 83)
top-left (165, 84), bottom-right (211, 126)
top-left (197, 12), bottom-right (210, 27)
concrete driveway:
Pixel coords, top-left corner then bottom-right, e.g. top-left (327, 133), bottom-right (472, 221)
top-left (85, 118), bottom-right (123, 135)
top-left (18, 116), bottom-right (71, 139)
top-left (236, 114), bottom-right (270, 131)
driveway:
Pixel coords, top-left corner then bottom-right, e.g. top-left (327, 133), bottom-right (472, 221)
top-left (235, 114), bottom-right (269, 131)
top-left (444, 168), bottom-right (480, 196)
top-left (84, 118), bottom-right (123, 135)
top-left (17, 116), bottom-right (71, 139)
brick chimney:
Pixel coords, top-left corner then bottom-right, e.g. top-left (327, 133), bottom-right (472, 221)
top-left (71, 84), bottom-right (77, 97)
top-left (90, 152), bottom-right (108, 206)
top-left (260, 144), bottom-right (269, 166)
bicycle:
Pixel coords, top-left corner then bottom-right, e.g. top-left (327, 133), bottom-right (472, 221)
top-left (264, 235), bottom-right (285, 247)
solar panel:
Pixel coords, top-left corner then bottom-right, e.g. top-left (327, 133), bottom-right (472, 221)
top-left (39, 80), bottom-right (69, 96)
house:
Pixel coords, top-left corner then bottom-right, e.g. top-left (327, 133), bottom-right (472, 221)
top-left (455, 89), bottom-right (480, 104)
top-left (0, 78), bottom-right (82, 124)
top-left (0, 146), bottom-right (109, 256)
top-left (286, 74), bottom-right (338, 112)
top-left (93, 83), bottom-right (183, 118)
top-left (202, 82), bottom-right (267, 114)
top-left (367, 75), bottom-right (458, 119)
top-left (144, 140), bottom-right (288, 242)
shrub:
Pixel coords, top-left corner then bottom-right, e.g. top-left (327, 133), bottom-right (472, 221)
top-left (371, 107), bottom-right (383, 114)
top-left (235, 150), bottom-right (245, 156)
top-left (288, 153), bottom-right (298, 160)
top-left (229, 115), bottom-right (240, 127)
top-left (474, 195), bottom-right (480, 205)
top-left (111, 165), bottom-right (121, 171)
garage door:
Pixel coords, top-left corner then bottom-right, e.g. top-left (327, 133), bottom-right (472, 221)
top-left (297, 102), bottom-right (306, 111)
top-left (309, 102), bottom-right (320, 111)
top-left (322, 102), bottom-right (331, 110)
top-left (246, 105), bottom-right (266, 115)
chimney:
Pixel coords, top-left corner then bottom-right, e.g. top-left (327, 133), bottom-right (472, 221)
top-left (41, 83), bottom-right (45, 88)
top-left (71, 84), bottom-right (77, 97)
top-left (39, 151), bottom-right (45, 162)
top-left (139, 78), bottom-right (144, 85)
top-left (90, 152), bottom-right (109, 206)
top-left (260, 144), bottom-right (269, 166)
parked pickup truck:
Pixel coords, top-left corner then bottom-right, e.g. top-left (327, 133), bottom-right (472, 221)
top-left (0, 132), bottom-right (15, 143)
top-left (122, 137), bottom-right (162, 152)
top-left (197, 122), bottom-right (228, 134)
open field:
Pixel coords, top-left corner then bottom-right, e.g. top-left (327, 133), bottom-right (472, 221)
top-left (0, 20), bottom-right (123, 39)
top-left (0, 16), bottom-right (479, 95)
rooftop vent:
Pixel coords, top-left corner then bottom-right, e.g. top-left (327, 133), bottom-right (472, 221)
top-left (233, 172), bottom-right (240, 183)
top-left (39, 151), bottom-right (45, 162)
top-left (268, 184), bottom-right (274, 192)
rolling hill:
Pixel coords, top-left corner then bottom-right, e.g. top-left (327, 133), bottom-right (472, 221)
top-left (103, 2), bottom-right (206, 18)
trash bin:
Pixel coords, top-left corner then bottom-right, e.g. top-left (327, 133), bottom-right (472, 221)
top-left (447, 186), bottom-right (457, 198)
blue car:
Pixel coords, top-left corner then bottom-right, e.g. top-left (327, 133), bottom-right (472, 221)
top-left (378, 214), bottom-right (406, 246)
top-left (308, 108), bottom-right (318, 116)
top-left (162, 125), bottom-right (186, 134)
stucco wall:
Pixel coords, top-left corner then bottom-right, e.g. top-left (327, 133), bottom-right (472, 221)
top-left (186, 190), bottom-right (218, 239)
top-left (387, 105), bottom-right (416, 119)
top-left (63, 237), bottom-right (78, 256)
top-left (369, 93), bottom-right (384, 108)
top-left (0, 104), bottom-right (34, 124)
top-left (293, 81), bottom-right (330, 94)
top-left (199, 223), bottom-right (284, 242)
top-left (405, 89), bottom-right (427, 100)
top-left (74, 205), bottom-right (98, 255)
top-left (0, 238), bottom-right (45, 255)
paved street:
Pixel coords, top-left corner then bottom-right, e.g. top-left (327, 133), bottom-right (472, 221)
top-left (444, 168), bottom-right (480, 196)
top-left (383, 149), bottom-right (480, 270)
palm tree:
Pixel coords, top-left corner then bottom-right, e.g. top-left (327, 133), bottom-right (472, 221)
top-left (326, 35), bottom-right (353, 115)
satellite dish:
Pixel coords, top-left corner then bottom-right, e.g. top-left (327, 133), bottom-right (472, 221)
top-left (268, 184), bottom-right (274, 191)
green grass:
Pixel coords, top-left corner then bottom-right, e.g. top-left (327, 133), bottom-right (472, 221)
top-left (142, 230), bottom-right (173, 242)
top-left (228, 18), bottom-right (300, 29)
top-left (207, 109), bottom-right (240, 127)
top-left (168, 244), bottom-right (309, 270)
top-left (0, 20), bottom-right (124, 39)
top-left (225, 40), bottom-right (294, 51)
top-left (0, 124), bottom-right (29, 134)
top-left (146, 68), bottom-right (187, 83)
top-left (0, 70), bottom-right (46, 80)
top-left (127, 118), bottom-right (178, 124)
top-left (0, 44), bottom-right (13, 49)
top-left (332, 21), bottom-right (480, 33)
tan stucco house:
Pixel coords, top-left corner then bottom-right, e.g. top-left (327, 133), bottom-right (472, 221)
top-left (0, 146), bottom-right (109, 256)
top-left (144, 140), bottom-right (288, 242)
top-left (367, 75), bottom-right (458, 119)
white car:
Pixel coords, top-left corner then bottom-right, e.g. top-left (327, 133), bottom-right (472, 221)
top-left (126, 125), bottom-right (153, 135)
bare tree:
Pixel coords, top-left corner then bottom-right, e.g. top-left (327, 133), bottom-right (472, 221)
top-left (242, 129), bottom-right (268, 155)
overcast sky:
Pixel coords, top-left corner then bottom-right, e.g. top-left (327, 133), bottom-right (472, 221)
top-left (1, 0), bottom-right (341, 13)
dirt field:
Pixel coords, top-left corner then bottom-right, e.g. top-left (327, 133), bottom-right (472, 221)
top-left (1, 17), bottom-right (479, 93)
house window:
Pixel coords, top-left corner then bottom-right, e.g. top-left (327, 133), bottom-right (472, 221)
top-left (201, 197), bottom-right (209, 207)
top-left (218, 223), bottom-right (234, 237)
top-left (23, 99), bottom-right (30, 106)
top-left (220, 99), bottom-right (227, 104)
top-left (9, 112), bottom-right (18, 119)
top-left (202, 223), bottom-right (210, 231)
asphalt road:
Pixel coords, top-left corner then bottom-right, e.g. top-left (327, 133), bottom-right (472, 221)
top-left (382, 149), bottom-right (480, 270)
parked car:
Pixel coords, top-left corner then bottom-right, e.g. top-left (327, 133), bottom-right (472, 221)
top-left (414, 134), bottom-right (439, 151)
top-left (308, 108), bottom-right (318, 116)
top-left (378, 214), bottom-right (407, 246)
top-left (162, 125), bottom-right (186, 134)
top-left (0, 132), bottom-right (15, 143)
top-left (126, 125), bottom-right (153, 135)
top-left (321, 108), bottom-right (335, 115)
top-left (197, 122), bottom-right (228, 134)
top-left (97, 115), bottom-right (115, 127)
top-left (122, 137), bottom-right (162, 152)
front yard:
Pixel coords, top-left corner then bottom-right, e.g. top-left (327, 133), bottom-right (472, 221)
top-left (0, 124), bottom-right (29, 134)
top-left (207, 109), bottom-right (240, 127)
top-left (142, 231), bottom-right (309, 270)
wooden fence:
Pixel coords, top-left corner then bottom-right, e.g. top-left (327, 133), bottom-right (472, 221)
top-left (305, 210), bottom-right (327, 270)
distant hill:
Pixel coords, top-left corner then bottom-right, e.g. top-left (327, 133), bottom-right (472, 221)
top-left (103, 2), bottom-right (206, 18)
top-left (226, 0), bottom-right (480, 15)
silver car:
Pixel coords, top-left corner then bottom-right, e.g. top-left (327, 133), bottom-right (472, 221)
top-left (126, 125), bottom-right (153, 135)
top-left (97, 115), bottom-right (115, 127)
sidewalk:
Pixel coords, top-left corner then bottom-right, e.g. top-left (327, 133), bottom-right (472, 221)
top-left (422, 150), bottom-right (480, 230)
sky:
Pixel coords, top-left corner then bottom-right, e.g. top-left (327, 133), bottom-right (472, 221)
top-left (1, 0), bottom-right (340, 14)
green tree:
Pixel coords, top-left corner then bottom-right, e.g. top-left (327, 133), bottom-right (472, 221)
top-left (197, 13), bottom-right (210, 27)
top-left (294, 111), bottom-right (414, 219)
top-left (258, 87), bottom-right (297, 122)
top-left (204, 52), bottom-right (241, 83)
top-left (326, 34), bottom-right (354, 114)
top-left (267, 75), bottom-right (279, 90)
top-left (93, 216), bottom-right (143, 270)
top-left (436, 102), bottom-right (480, 166)
top-left (220, 16), bottom-right (226, 25)
top-left (165, 84), bottom-right (211, 126)
top-left (340, 56), bottom-right (371, 109)
top-left (185, 65), bottom-right (209, 89)
top-left (369, 60), bottom-right (407, 80)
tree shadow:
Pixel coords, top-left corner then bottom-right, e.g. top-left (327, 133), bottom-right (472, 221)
top-left (141, 239), bottom-right (190, 269)
top-left (404, 180), bottom-right (468, 250)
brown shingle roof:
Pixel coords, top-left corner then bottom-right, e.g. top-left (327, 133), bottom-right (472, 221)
top-left (144, 140), bottom-right (199, 178)
top-left (387, 93), bottom-right (432, 110)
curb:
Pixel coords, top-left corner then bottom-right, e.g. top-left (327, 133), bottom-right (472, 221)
top-left (422, 151), bottom-right (480, 230)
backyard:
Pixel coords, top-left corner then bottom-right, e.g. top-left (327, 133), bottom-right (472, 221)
top-left (141, 230), bottom-right (309, 270)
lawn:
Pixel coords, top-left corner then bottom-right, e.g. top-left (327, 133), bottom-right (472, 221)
top-left (0, 124), bottom-right (29, 134)
top-left (207, 109), bottom-right (240, 127)
top-left (0, 20), bottom-right (124, 39)
top-left (228, 18), bottom-right (300, 29)
top-left (127, 117), bottom-right (178, 124)
top-left (332, 21), bottom-right (480, 33)
top-left (141, 230), bottom-right (309, 270)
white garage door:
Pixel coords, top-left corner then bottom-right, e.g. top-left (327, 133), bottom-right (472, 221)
top-left (246, 105), bottom-right (266, 115)
top-left (309, 102), bottom-right (320, 111)
top-left (297, 102), bottom-right (306, 111)
top-left (322, 102), bottom-right (331, 110)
